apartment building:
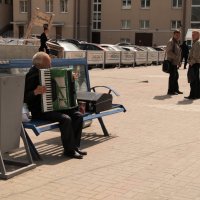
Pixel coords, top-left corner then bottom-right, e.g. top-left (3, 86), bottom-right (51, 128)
top-left (12, 0), bottom-right (90, 40)
top-left (12, 0), bottom-right (200, 46)
top-left (91, 0), bottom-right (190, 46)
top-left (0, 0), bottom-right (13, 35)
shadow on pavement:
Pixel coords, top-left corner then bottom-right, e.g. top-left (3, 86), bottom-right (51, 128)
top-left (8, 132), bottom-right (117, 166)
top-left (153, 95), bottom-right (172, 100)
top-left (177, 99), bottom-right (194, 105)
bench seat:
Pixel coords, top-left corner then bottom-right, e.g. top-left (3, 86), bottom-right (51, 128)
top-left (23, 104), bottom-right (126, 136)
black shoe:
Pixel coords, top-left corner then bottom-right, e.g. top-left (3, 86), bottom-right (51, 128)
top-left (167, 92), bottom-right (178, 95)
top-left (184, 96), bottom-right (196, 100)
top-left (75, 148), bottom-right (87, 156)
top-left (64, 150), bottom-right (83, 159)
top-left (176, 91), bottom-right (183, 94)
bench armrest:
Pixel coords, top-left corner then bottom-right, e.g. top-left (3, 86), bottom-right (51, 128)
top-left (90, 86), bottom-right (120, 96)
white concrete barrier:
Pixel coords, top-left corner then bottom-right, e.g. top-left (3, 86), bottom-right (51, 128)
top-left (0, 45), bottom-right (39, 59)
top-left (64, 51), bottom-right (86, 59)
top-left (158, 51), bottom-right (165, 63)
top-left (86, 51), bottom-right (105, 65)
top-left (147, 51), bottom-right (159, 64)
top-left (135, 51), bottom-right (147, 65)
top-left (121, 51), bottom-right (135, 65)
top-left (105, 51), bottom-right (121, 64)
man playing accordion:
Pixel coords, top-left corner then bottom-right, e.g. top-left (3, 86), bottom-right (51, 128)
top-left (24, 52), bottom-right (87, 159)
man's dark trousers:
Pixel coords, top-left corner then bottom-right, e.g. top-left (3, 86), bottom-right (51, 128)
top-left (189, 64), bottom-right (200, 99)
top-left (168, 64), bottom-right (179, 93)
top-left (32, 108), bottom-right (83, 152)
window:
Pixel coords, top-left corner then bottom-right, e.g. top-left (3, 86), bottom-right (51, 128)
top-left (46, 0), bottom-right (53, 13)
top-left (140, 20), bottom-right (149, 29)
top-left (5, 0), bottom-right (11, 4)
top-left (122, 0), bottom-right (131, 9)
top-left (192, 0), bottom-right (200, 5)
top-left (172, 0), bottom-right (182, 8)
top-left (121, 20), bottom-right (131, 29)
top-left (171, 20), bottom-right (181, 29)
top-left (141, 0), bottom-right (150, 8)
top-left (60, 0), bottom-right (68, 12)
top-left (191, 1), bottom-right (200, 28)
top-left (191, 22), bottom-right (200, 28)
top-left (20, 0), bottom-right (28, 13)
top-left (92, 0), bottom-right (101, 30)
top-left (192, 7), bottom-right (200, 21)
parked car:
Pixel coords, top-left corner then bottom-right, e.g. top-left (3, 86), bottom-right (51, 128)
top-left (115, 42), bottom-right (132, 46)
top-left (57, 38), bottom-right (81, 47)
top-left (47, 40), bottom-right (82, 58)
top-left (100, 44), bottom-right (125, 51)
top-left (79, 43), bottom-right (106, 51)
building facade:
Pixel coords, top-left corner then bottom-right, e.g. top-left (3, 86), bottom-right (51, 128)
top-left (12, 0), bottom-right (90, 40)
top-left (12, 0), bottom-right (200, 45)
top-left (91, 0), bottom-right (191, 46)
top-left (0, 0), bottom-right (13, 36)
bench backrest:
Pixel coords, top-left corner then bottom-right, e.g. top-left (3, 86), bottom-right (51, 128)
top-left (0, 58), bottom-right (90, 93)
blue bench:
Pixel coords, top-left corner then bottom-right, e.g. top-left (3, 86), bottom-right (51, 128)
top-left (1, 58), bottom-right (126, 160)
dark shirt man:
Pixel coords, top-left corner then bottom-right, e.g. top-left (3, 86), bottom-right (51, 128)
top-left (24, 52), bottom-right (87, 159)
top-left (180, 41), bottom-right (189, 69)
top-left (166, 30), bottom-right (182, 95)
top-left (39, 27), bottom-right (49, 54)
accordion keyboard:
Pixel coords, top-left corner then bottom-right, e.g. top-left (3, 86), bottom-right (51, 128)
top-left (40, 69), bottom-right (53, 112)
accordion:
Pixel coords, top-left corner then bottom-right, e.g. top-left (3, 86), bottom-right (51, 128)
top-left (39, 68), bottom-right (78, 112)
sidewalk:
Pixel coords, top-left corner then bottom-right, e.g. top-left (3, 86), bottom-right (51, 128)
top-left (1, 65), bottom-right (200, 200)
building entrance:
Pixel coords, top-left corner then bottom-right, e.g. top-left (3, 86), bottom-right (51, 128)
top-left (92, 32), bottom-right (100, 43)
top-left (135, 33), bottom-right (153, 46)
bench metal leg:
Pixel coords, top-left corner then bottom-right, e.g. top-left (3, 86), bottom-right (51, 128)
top-left (98, 117), bottom-right (109, 136)
top-left (0, 151), bottom-right (6, 176)
top-left (20, 124), bottom-right (34, 163)
top-left (23, 130), bottom-right (42, 161)
top-left (0, 124), bottom-right (36, 179)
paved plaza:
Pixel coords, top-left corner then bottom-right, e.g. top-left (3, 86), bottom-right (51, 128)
top-left (1, 65), bottom-right (200, 200)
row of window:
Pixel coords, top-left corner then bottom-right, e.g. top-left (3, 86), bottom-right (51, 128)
top-left (121, 20), bottom-right (181, 30)
top-left (122, 0), bottom-right (183, 9)
top-left (0, 0), bottom-right (12, 4)
top-left (122, 0), bottom-right (200, 8)
top-left (19, 0), bottom-right (68, 13)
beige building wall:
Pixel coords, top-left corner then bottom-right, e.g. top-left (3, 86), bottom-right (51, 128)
top-left (99, 0), bottom-right (187, 45)
top-left (0, 1), bottom-right (12, 32)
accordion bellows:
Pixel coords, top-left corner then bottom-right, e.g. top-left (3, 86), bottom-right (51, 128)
top-left (40, 68), bottom-right (77, 112)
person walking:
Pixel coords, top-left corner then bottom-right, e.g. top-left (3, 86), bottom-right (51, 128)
top-left (39, 27), bottom-right (49, 54)
top-left (185, 30), bottom-right (200, 100)
top-left (166, 30), bottom-right (183, 95)
top-left (180, 41), bottom-right (189, 69)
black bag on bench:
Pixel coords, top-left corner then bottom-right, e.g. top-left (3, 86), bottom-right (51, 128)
top-left (77, 91), bottom-right (113, 113)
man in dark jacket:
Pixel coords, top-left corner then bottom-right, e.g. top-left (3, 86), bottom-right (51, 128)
top-left (39, 27), bottom-right (49, 54)
top-left (180, 41), bottom-right (189, 69)
top-left (24, 52), bottom-right (87, 159)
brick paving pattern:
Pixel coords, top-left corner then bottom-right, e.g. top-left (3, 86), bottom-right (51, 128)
top-left (1, 65), bottom-right (200, 200)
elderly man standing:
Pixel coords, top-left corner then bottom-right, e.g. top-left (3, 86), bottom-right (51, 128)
top-left (185, 30), bottom-right (200, 100)
top-left (24, 52), bottom-right (87, 159)
top-left (166, 30), bottom-right (183, 95)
